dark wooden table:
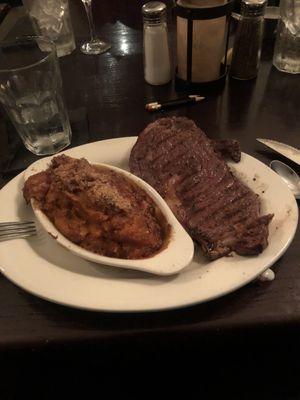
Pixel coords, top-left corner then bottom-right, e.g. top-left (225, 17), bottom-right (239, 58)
top-left (0, 1), bottom-right (300, 399)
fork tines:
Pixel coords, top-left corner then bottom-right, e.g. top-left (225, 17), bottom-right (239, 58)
top-left (0, 221), bottom-right (37, 241)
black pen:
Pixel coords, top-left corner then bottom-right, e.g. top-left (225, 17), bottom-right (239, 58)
top-left (145, 95), bottom-right (205, 112)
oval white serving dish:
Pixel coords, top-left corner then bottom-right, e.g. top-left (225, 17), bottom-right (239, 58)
top-left (24, 156), bottom-right (194, 276)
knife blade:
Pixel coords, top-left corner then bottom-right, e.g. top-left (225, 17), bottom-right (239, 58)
top-left (257, 138), bottom-right (300, 165)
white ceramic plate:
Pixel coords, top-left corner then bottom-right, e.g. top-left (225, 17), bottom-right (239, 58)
top-left (24, 159), bottom-right (194, 276)
top-left (0, 137), bottom-right (298, 312)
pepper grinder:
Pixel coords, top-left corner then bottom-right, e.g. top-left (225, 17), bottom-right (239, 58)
top-left (142, 2), bottom-right (172, 85)
top-left (230, 0), bottom-right (267, 80)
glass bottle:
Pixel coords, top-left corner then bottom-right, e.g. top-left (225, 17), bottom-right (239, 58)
top-left (230, 0), bottom-right (267, 80)
top-left (273, 0), bottom-right (300, 74)
top-left (142, 2), bottom-right (172, 85)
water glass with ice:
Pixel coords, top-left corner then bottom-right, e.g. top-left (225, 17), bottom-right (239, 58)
top-left (0, 37), bottom-right (72, 156)
top-left (23, 0), bottom-right (76, 57)
top-left (273, 0), bottom-right (300, 74)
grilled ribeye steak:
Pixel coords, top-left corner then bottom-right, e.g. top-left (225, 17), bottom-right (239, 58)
top-left (129, 117), bottom-right (273, 260)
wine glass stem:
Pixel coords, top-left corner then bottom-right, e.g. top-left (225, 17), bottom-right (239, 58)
top-left (83, 1), bottom-right (97, 41)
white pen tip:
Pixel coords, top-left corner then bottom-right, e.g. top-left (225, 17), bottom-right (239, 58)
top-left (189, 95), bottom-right (205, 102)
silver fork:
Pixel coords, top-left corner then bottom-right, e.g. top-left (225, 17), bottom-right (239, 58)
top-left (0, 221), bottom-right (37, 242)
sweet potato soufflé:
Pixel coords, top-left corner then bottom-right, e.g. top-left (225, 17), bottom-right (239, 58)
top-left (23, 155), bottom-right (170, 259)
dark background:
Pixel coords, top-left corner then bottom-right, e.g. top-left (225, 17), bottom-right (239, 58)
top-left (0, 0), bottom-right (299, 399)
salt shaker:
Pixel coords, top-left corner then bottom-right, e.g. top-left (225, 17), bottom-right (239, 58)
top-left (142, 1), bottom-right (172, 85)
top-left (230, 0), bottom-right (267, 80)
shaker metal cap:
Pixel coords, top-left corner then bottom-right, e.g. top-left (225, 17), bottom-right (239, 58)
top-left (142, 2), bottom-right (167, 22)
top-left (241, 0), bottom-right (267, 17)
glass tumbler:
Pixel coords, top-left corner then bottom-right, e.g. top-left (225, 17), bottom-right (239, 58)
top-left (23, 0), bottom-right (76, 57)
top-left (273, 0), bottom-right (300, 74)
top-left (0, 37), bottom-right (72, 156)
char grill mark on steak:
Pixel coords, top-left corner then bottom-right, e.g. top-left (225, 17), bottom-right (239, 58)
top-left (129, 117), bottom-right (273, 260)
top-left (180, 170), bottom-right (230, 206)
top-left (191, 182), bottom-right (252, 222)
